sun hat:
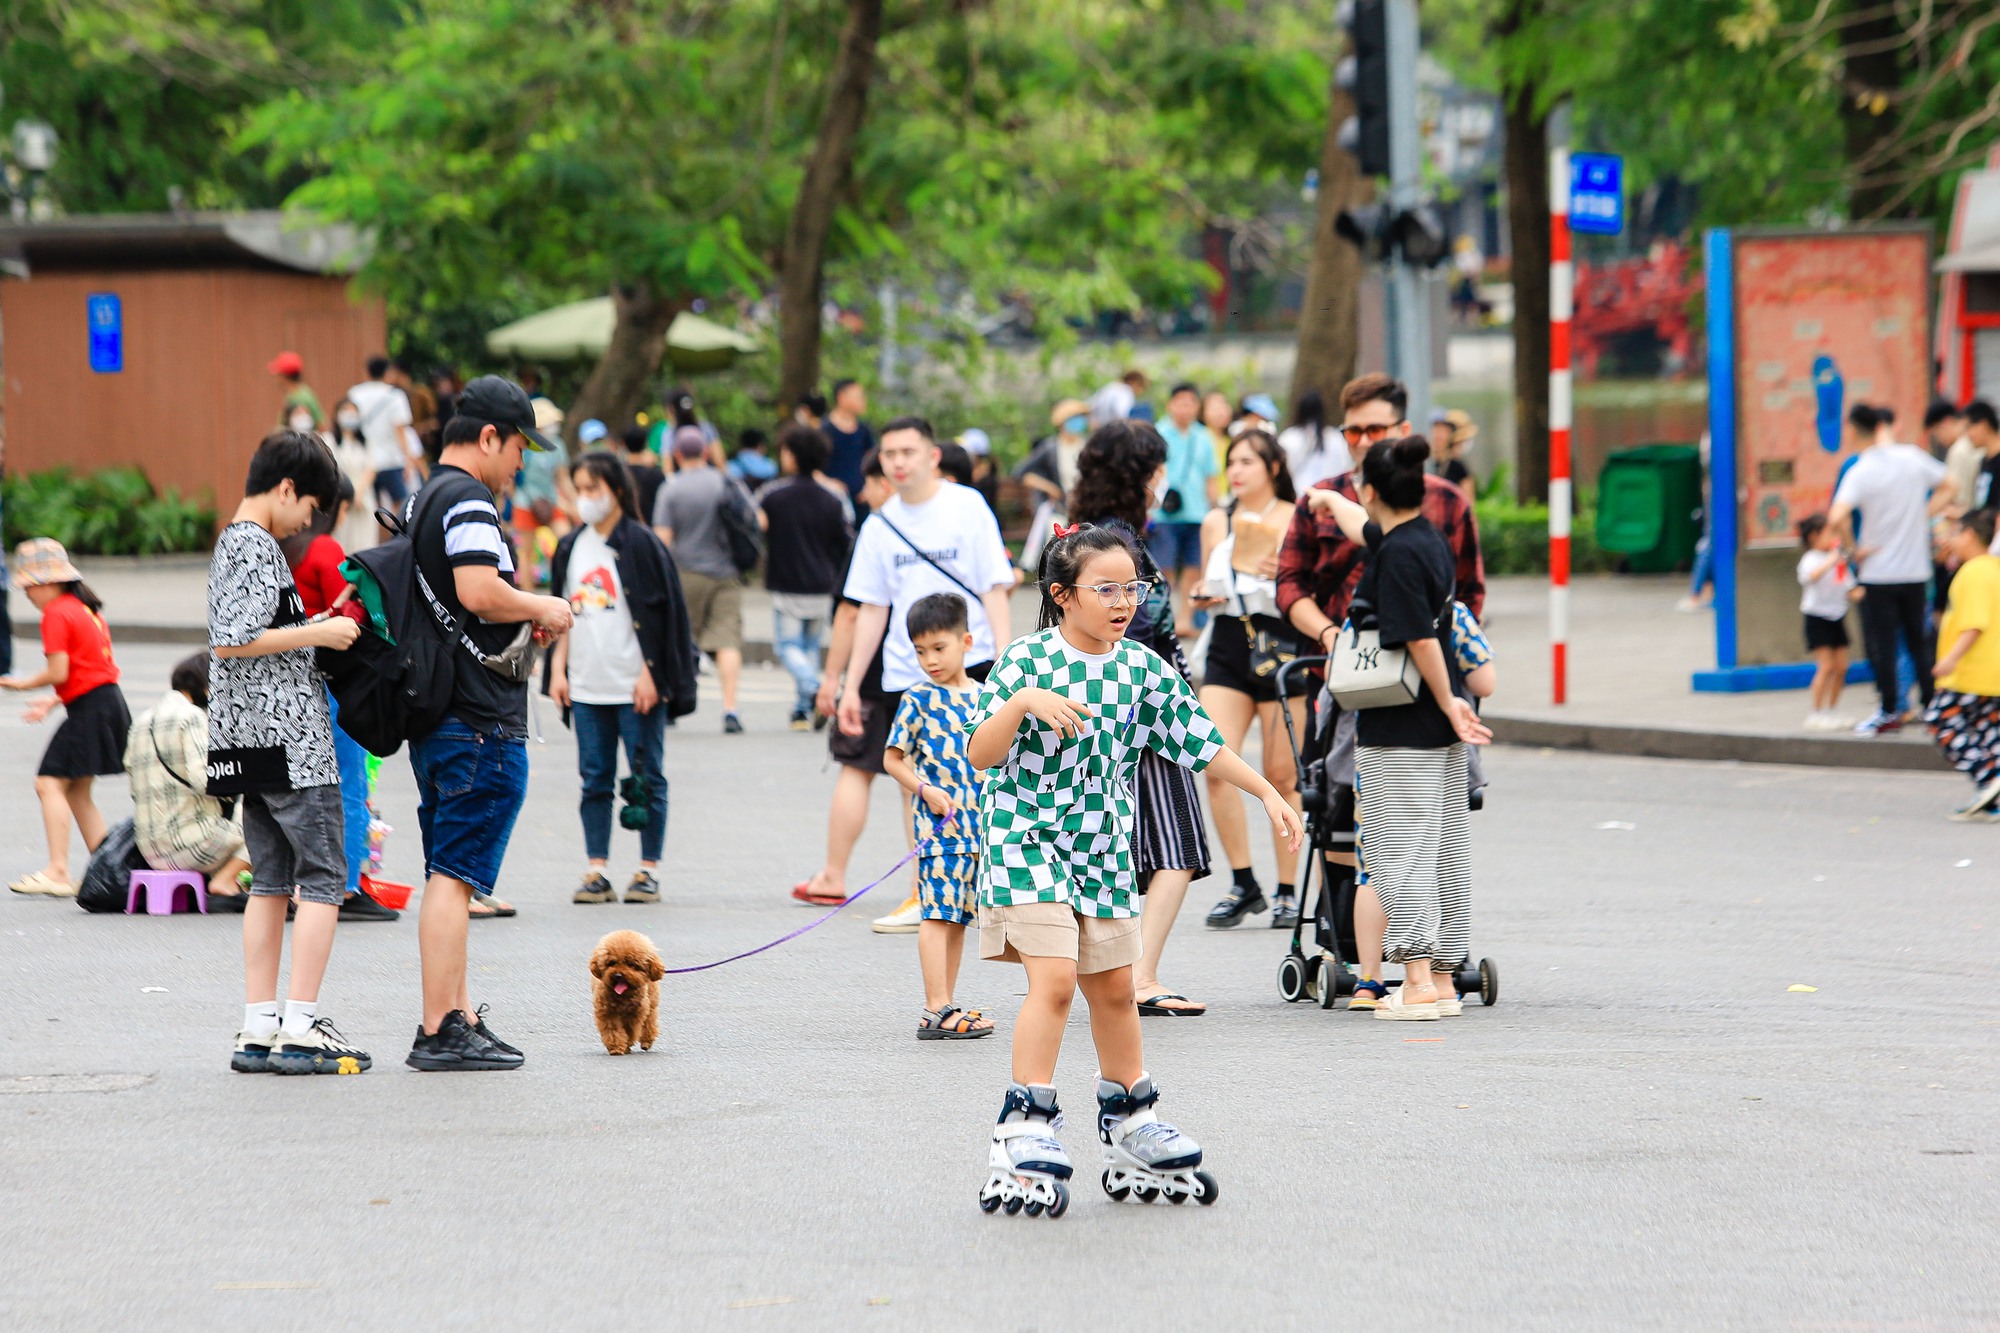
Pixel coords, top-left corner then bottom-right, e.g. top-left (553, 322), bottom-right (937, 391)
top-left (577, 419), bottom-right (609, 445)
top-left (957, 428), bottom-right (991, 456)
top-left (1443, 408), bottom-right (1478, 445)
top-left (11, 538), bottom-right (83, 588)
top-left (1050, 398), bottom-right (1091, 428)
top-left (1241, 393), bottom-right (1278, 422)
top-left (267, 351), bottom-right (304, 377)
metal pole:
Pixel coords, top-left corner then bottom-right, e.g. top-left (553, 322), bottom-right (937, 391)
top-left (1548, 100), bottom-right (1573, 706)
top-left (1383, 0), bottom-right (1430, 427)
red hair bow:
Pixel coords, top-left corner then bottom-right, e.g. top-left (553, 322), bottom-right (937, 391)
top-left (1051, 521), bottom-right (1081, 539)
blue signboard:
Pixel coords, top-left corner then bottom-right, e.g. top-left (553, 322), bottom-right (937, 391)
top-left (87, 293), bottom-right (123, 373)
top-left (1569, 153), bottom-right (1624, 236)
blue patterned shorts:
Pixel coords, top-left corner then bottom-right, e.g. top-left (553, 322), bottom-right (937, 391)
top-left (918, 852), bottom-right (979, 925)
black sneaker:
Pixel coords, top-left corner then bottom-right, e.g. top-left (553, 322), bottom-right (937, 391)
top-left (788, 709), bottom-right (811, 732)
top-left (573, 873), bottom-right (615, 904)
top-left (472, 1004), bottom-right (524, 1060)
top-left (406, 1009), bottom-right (523, 1071)
top-left (624, 871), bottom-right (660, 904)
top-left (340, 890), bottom-right (400, 923)
top-left (723, 712), bottom-right (744, 735)
top-left (1205, 884), bottom-right (1266, 929)
top-left (1269, 894), bottom-right (1300, 929)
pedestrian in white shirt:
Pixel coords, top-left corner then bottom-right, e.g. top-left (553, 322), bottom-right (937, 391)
top-left (1276, 389), bottom-right (1351, 492)
top-left (346, 356), bottom-right (422, 512)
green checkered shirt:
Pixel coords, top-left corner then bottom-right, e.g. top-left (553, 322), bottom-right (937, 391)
top-left (969, 628), bottom-right (1223, 917)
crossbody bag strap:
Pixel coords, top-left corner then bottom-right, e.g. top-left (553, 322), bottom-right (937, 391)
top-left (151, 716), bottom-right (196, 791)
top-left (873, 514), bottom-right (983, 603)
top-left (406, 483), bottom-right (497, 665)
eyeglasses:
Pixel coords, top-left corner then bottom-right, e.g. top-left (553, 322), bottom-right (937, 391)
top-left (1339, 422), bottom-right (1398, 444)
top-left (1080, 580), bottom-right (1156, 606)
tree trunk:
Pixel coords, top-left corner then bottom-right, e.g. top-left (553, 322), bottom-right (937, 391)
top-left (567, 281), bottom-right (683, 440)
top-left (776, 0), bottom-right (886, 414)
top-left (1840, 3), bottom-right (1906, 219)
top-left (1288, 61), bottom-right (1365, 418)
top-left (1504, 76), bottom-right (1550, 504)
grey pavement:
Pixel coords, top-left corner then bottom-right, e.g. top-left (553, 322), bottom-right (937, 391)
top-left (2, 640), bottom-right (1996, 1330)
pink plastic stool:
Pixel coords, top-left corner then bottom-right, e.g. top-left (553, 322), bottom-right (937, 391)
top-left (126, 869), bottom-right (209, 915)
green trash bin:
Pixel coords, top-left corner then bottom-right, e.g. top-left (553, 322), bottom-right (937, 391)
top-left (1594, 443), bottom-right (1702, 574)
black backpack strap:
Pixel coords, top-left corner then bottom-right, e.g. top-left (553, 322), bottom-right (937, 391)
top-left (405, 481), bottom-right (501, 667)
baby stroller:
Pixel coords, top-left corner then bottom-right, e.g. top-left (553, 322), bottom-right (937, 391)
top-left (1270, 657), bottom-right (1499, 1010)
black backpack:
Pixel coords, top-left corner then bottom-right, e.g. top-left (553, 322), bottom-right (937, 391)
top-left (719, 476), bottom-right (765, 573)
top-left (317, 491), bottom-right (463, 758)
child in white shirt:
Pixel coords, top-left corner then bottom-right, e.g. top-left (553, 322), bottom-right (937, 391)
top-left (1797, 514), bottom-right (1859, 728)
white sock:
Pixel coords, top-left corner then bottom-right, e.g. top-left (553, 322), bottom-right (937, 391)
top-left (281, 999), bottom-right (317, 1038)
top-left (245, 1001), bottom-right (280, 1040)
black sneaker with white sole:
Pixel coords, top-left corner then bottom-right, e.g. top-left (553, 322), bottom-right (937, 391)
top-left (472, 1004), bottom-right (524, 1060)
top-left (574, 873), bottom-right (615, 904)
top-left (406, 1008), bottom-right (523, 1071)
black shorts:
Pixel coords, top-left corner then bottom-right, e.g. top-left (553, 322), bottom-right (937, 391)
top-left (1201, 613), bottom-right (1306, 703)
top-left (1804, 613), bottom-right (1849, 652)
top-left (38, 683), bottom-right (131, 779)
top-left (829, 660), bottom-right (992, 775)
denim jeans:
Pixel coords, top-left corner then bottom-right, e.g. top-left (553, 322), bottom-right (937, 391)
top-left (327, 689), bottom-right (371, 895)
top-left (574, 701), bottom-right (669, 863)
top-left (772, 610), bottom-right (826, 713)
top-left (408, 717), bottom-right (529, 897)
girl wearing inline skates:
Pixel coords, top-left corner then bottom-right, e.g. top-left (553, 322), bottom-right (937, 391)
top-left (965, 524), bottom-right (1303, 1217)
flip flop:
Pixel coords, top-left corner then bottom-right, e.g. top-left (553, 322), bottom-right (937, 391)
top-left (469, 897), bottom-right (517, 919)
top-left (1137, 992), bottom-right (1207, 1017)
top-left (8, 871), bottom-right (75, 897)
top-left (791, 881), bottom-right (848, 906)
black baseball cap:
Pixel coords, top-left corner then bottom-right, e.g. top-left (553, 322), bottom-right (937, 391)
top-left (456, 375), bottom-right (556, 451)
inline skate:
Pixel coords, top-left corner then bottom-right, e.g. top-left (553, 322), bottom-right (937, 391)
top-left (1096, 1075), bottom-right (1219, 1205)
top-left (978, 1083), bottom-right (1072, 1218)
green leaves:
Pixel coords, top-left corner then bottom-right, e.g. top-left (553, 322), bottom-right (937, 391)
top-left (1, 468), bottom-right (216, 556)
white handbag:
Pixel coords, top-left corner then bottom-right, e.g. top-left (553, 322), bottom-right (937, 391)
top-left (1327, 621), bottom-right (1423, 710)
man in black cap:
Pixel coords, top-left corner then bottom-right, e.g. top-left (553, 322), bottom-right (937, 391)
top-left (403, 375), bottom-right (575, 1071)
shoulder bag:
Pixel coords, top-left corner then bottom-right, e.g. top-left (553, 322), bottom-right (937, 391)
top-left (1327, 597), bottom-right (1445, 710)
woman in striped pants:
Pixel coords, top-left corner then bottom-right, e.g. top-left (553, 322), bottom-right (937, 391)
top-left (1306, 437), bottom-right (1490, 1020)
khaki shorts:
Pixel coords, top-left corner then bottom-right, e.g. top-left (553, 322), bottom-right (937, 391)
top-left (979, 901), bottom-right (1142, 974)
top-left (678, 569), bottom-right (744, 654)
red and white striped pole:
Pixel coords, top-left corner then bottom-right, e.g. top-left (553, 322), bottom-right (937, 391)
top-left (1548, 116), bottom-right (1573, 706)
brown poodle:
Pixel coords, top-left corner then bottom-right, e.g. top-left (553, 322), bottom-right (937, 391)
top-left (589, 929), bottom-right (663, 1055)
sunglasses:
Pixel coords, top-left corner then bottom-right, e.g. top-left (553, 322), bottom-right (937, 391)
top-left (1339, 422), bottom-right (1398, 444)
top-left (1075, 580), bottom-right (1156, 606)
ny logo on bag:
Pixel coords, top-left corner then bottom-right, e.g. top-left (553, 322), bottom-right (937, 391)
top-left (1353, 646), bottom-right (1381, 670)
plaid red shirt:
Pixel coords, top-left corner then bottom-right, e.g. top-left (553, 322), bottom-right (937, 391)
top-left (1276, 473), bottom-right (1485, 627)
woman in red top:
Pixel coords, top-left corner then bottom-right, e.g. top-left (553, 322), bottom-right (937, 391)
top-left (2, 539), bottom-right (131, 897)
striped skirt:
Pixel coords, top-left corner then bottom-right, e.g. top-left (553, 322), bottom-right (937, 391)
top-left (1132, 747), bottom-right (1212, 888)
top-left (1354, 744), bottom-right (1470, 968)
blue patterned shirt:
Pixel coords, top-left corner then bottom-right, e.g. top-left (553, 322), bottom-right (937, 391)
top-left (886, 681), bottom-right (984, 855)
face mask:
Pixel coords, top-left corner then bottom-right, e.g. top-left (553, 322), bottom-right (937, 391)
top-left (1147, 473), bottom-right (1168, 510)
top-left (289, 410), bottom-right (316, 432)
top-left (577, 493), bottom-right (615, 525)
top-left (1064, 415), bottom-right (1088, 436)
top-left (336, 411), bottom-right (361, 431)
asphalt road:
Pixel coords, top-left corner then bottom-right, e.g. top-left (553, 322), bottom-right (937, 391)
top-left (2, 644), bottom-right (1995, 1332)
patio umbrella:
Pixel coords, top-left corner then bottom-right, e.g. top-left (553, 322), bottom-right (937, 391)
top-left (485, 298), bottom-right (760, 372)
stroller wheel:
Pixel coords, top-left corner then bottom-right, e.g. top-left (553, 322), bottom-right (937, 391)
top-left (1316, 956), bottom-right (1343, 1010)
top-left (1277, 953), bottom-right (1308, 1003)
top-left (1478, 957), bottom-right (1499, 1006)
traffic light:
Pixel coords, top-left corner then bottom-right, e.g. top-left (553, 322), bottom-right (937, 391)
top-left (1336, 0), bottom-right (1389, 176)
top-left (1334, 203), bottom-right (1392, 263)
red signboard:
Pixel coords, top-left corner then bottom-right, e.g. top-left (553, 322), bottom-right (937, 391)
top-left (1732, 230), bottom-right (1932, 549)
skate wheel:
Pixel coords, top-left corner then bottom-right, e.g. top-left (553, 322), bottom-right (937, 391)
top-left (1479, 957), bottom-right (1499, 1006)
top-left (1002, 1195), bottom-right (1024, 1215)
top-left (1194, 1170), bottom-right (1220, 1205)
top-left (978, 1194), bottom-right (1000, 1214)
top-left (1168, 1183), bottom-right (1188, 1203)
top-left (1048, 1182), bottom-right (1069, 1218)
top-left (1024, 1199), bottom-right (1044, 1217)
top-left (1100, 1169), bottom-right (1128, 1202)
top-left (1133, 1185), bottom-right (1158, 1204)
top-left (1277, 953), bottom-right (1307, 1003)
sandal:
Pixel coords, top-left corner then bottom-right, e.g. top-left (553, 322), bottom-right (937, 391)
top-left (791, 881), bottom-right (848, 906)
top-left (1137, 992), bottom-right (1207, 1017)
top-left (8, 871), bottom-right (75, 897)
top-left (469, 896), bottom-right (517, 919)
top-left (1347, 980), bottom-right (1386, 1012)
top-left (917, 1004), bottom-right (994, 1040)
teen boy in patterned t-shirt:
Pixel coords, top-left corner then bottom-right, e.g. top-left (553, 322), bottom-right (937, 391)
top-left (963, 524), bottom-right (1302, 1216)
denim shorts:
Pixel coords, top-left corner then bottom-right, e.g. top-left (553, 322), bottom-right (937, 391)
top-left (1147, 520), bottom-right (1205, 572)
top-left (243, 785), bottom-right (348, 906)
top-left (408, 717), bottom-right (529, 897)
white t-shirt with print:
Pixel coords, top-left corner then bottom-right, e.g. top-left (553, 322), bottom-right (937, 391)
top-left (347, 379), bottom-right (415, 473)
top-left (564, 524), bottom-right (645, 705)
top-left (1831, 443), bottom-right (1946, 584)
top-left (843, 483), bottom-right (1015, 693)
top-left (1797, 550), bottom-right (1852, 621)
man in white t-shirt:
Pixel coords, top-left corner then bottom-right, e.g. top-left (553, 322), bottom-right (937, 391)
top-left (836, 416), bottom-right (1015, 743)
top-left (348, 356), bottom-right (422, 511)
top-left (1830, 402), bottom-right (1950, 735)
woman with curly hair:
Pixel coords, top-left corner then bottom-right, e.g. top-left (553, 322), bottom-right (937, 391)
top-left (1066, 420), bottom-right (1214, 1016)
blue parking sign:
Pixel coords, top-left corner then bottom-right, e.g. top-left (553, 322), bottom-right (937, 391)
top-left (1569, 153), bottom-right (1623, 236)
top-left (87, 293), bottom-right (123, 373)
